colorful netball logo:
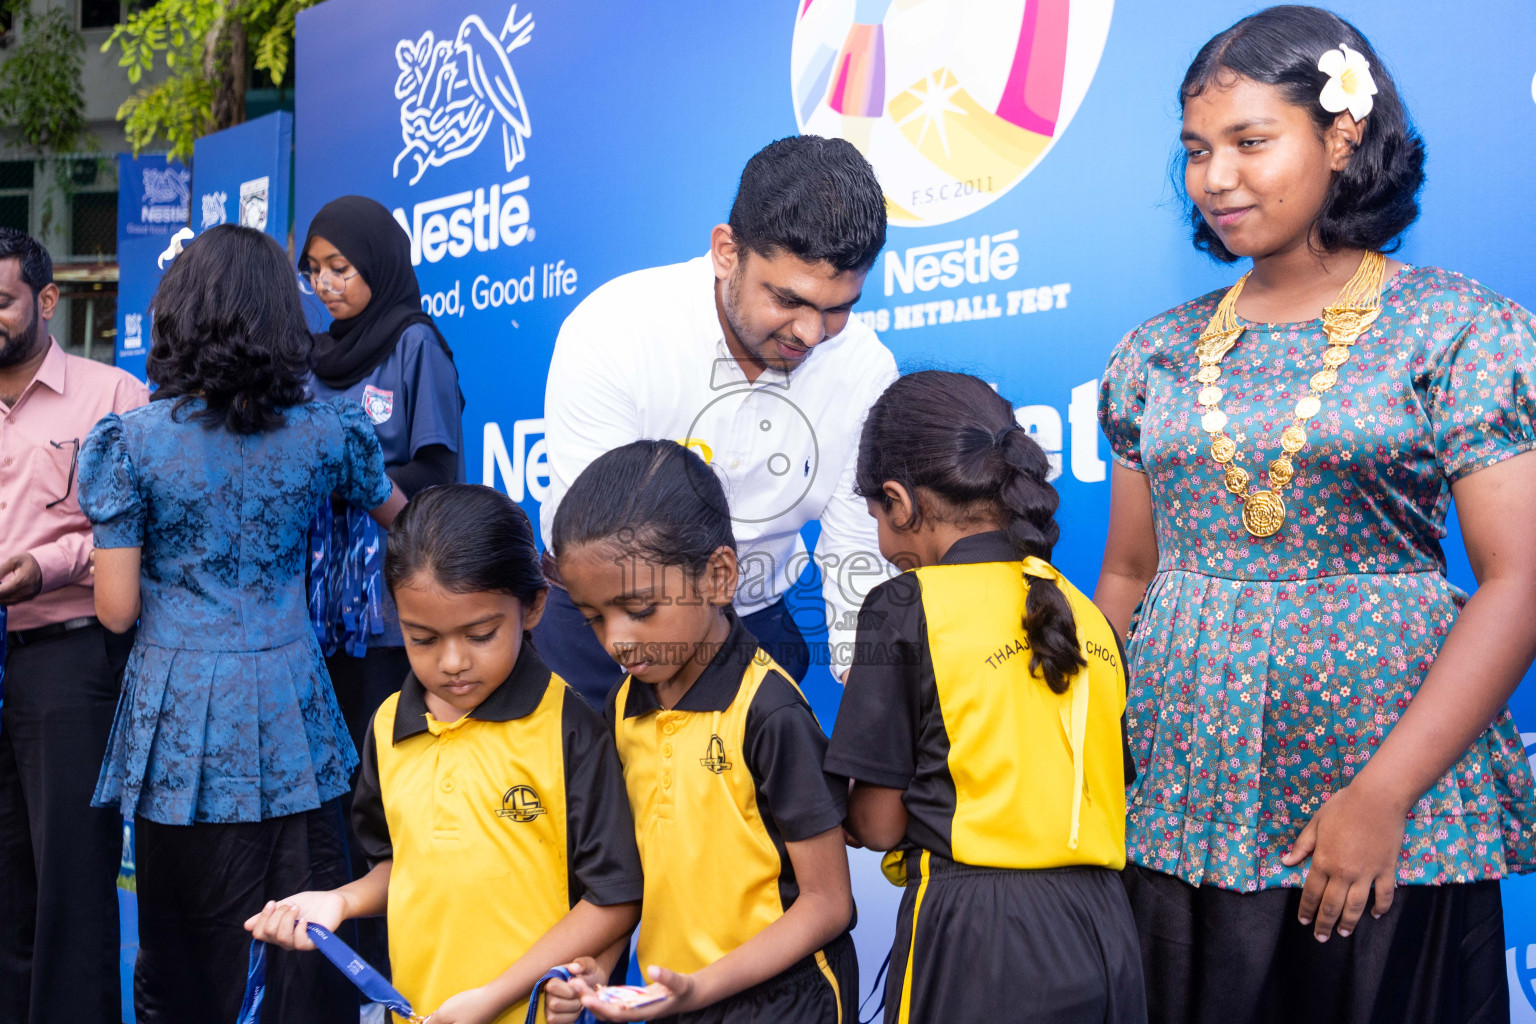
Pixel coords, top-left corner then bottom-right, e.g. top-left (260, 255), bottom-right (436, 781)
top-left (791, 0), bottom-right (1112, 227)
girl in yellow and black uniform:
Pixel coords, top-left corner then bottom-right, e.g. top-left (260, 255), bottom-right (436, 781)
top-left (826, 371), bottom-right (1146, 1024)
top-left (546, 439), bottom-right (857, 1024)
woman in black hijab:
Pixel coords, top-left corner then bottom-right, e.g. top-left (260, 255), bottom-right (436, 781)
top-left (301, 196), bottom-right (464, 969)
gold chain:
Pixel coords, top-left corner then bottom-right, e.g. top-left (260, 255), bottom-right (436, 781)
top-left (1195, 250), bottom-right (1387, 538)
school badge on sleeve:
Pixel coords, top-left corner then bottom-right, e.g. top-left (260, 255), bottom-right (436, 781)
top-left (362, 385), bottom-right (395, 424)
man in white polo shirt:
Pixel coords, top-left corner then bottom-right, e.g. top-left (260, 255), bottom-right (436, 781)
top-left (536, 135), bottom-right (897, 704)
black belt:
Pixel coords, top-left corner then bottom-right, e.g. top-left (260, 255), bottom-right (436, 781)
top-left (7, 615), bottom-right (99, 647)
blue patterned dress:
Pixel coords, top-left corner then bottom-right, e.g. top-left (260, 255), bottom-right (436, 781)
top-left (1099, 266), bottom-right (1536, 892)
top-left (78, 396), bottom-right (393, 825)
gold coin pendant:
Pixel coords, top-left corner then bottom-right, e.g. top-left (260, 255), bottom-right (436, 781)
top-left (1242, 490), bottom-right (1287, 538)
top-left (1201, 409), bottom-right (1229, 433)
top-left (1310, 369), bottom-right (1338, 392)
top-left (1197, 386), bottom-right (1224, 407)
top-left (1210, 434), bottom-right (1236, 463)
top-left (1196, 365), bottom-right (1222, 384)
top-left (1322, 347), bottom-right (1350, 369)
top-left (1224, 464), bottom-right (1251, 494)
top-left (1280, 425), bottom-right (1307, 454)
top-left (1295, 395), bottom-right (1322, 420)
top-left (1269, 457), bottom-right (1295, 487)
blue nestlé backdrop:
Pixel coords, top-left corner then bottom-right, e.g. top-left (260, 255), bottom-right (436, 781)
top-left (294, 0), bottom-right (1536, 1012)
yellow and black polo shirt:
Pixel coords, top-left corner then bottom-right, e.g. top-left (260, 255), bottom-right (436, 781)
top-left (606, 614), bottom-right (847, 980)
top-left (825, 531), bottom-right (1130, 876)
top-left (354, 645), bottom-right (643, 1024)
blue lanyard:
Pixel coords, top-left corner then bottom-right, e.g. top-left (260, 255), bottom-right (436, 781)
top-left (238, 924), bottom-right (419, 1023)
top-left (527, 966), bottom-right (597, 1024)
top-left (237, 927), bottom-right (596, 1023)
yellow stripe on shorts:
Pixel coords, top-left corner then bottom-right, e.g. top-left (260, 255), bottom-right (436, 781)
top-left (896, 850), bottom-right (931, 1024)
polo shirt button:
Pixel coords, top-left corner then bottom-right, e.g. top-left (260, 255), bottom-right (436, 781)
top-left (440, 778), bottom-right (454, 792)
top-left (729, 458), bottom-right (741, 469)
top-left (663, 722), bottom-right (676, 736)
top-left (662, 743), bottom-right (673, 758)
top-left (661, 772), bottom-right (672, 788)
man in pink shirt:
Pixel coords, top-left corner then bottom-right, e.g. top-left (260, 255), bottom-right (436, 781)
top-left (0, 228), bottom-right (148, 1024)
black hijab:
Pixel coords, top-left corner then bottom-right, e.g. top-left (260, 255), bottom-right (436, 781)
top-left (303, 195), bottom-right (452, 390)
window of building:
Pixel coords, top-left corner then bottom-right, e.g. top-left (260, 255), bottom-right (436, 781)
top-left (80, 0), bottom-right (122, 30)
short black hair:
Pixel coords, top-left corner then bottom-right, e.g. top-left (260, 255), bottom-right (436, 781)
top-left (0, 227), bottom-right (53, 296)
top-left (856, 371), bottom-right (1085, 694)
top-left (146, 224), bottom-right (311, 435)
top-left (551, 440), bottom-right (736, 580)
top-left (727, 135), bottom-right (887, 274)
top-left (1179, 5), bottom-right (1424, 261)
top-left (384, 484), bottom-right (547, 609)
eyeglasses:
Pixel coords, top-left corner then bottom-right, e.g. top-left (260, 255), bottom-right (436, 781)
top-left (299, 266), bottom-right (359, 296)
top-left (45, 437), bottom-right (78, 510)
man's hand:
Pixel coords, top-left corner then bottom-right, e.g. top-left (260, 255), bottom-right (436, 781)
top-left (0, 554), bottom-right (42, 605)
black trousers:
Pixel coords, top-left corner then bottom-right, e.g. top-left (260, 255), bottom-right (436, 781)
top-left (326, 646), bottom-right (410, 976)
top-left (134, 801), bottom-right (356, 1024)
top-left (1123, 863), bottom-right (1509, 1024)
top-left (0, 621), bottom-right (131, 1024)
top-left (534, 589), bottom-right (812, 707)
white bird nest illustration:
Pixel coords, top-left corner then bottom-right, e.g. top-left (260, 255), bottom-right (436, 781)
top-left (393, 5), bottom-right (535, 186)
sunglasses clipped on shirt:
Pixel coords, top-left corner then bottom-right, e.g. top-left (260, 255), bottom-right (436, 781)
top-left (44, 437), bottom-right (78, 510)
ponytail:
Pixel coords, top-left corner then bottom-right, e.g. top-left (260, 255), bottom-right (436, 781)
top-left (994, 427), bottom-right (1086, 694)
top-left (856, 371), bottom-right (1085, 693)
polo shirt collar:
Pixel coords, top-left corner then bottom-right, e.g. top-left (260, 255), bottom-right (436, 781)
top-left (937, 530), bottom-right (1019, 566)
top-left (392, 642), bottom-right (552, 743)
top-left (623, 611), bottom-right (760, 718)
top-left (30, 338), bottom-right (66, 396)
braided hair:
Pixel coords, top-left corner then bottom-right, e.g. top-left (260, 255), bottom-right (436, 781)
top-left (855, 371), bottom-right (1086, 693)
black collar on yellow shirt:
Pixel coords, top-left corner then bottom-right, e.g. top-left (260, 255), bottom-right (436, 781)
top-left (936, 530), bottom-right (1019, 566)
top-left (622, 611), bottom-right (764, 719)
top-left (392, 642), bottom-right (553, 744)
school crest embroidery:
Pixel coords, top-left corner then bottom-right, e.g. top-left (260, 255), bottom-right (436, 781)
top-left (362, 385), bottom-right (395, 424)
top-left (497, 784), bottom-right (546, 822)
top-left (700, 734), bottom-right (732, 774)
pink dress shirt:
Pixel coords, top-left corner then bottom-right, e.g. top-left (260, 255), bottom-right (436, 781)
top-left (1, 340), bottom-right (149, 631)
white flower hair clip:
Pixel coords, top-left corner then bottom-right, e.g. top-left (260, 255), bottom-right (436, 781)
top-left (1317, 43), bottom-right (1377, 121)
top-left (157, 226), bottom-right (195, 269)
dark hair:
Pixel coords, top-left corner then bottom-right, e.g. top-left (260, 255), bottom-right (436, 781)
top-left (384, 484), bottom-right (547, 608)
top-left (147, 225), bottom-right (311, 434)
top-left (0, 227), bottom-right (52, 297)
top-left (856, 371), bottom-right (1085, 694)
top-left (727, 135), bottom-right (886, 274)
top-left (551, 440), bottom-right (736, 578)
top-left (1179, 5), bottom-right (1424, 261)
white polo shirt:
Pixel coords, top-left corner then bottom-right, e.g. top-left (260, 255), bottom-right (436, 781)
top-left (541, 254), bottom-right (898, 676)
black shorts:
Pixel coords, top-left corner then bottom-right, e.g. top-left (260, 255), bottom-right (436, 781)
top-left (883, 853), bottom-right (1146, 1024)
top-left (661, 930), bottom-right (856, 1024)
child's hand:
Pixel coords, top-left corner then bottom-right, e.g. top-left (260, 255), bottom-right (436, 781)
top-left (242, 890), bottom-right (348, 951)
top-left (424, 984), bottom-right (504, 1024)
top-left (544, 958), bottom-right (601, 1024)
top-left (1280, 777), bottom-right (1405, 942)
top-left (581, 965), bottom-right (700, 1021)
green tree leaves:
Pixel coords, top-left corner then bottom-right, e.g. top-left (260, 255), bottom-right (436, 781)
top-left (103, 0), bottom-right (319, 160)
top-left (0, 6), bottom-right (87, 153)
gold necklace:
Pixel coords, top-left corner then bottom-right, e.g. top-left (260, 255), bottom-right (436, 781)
top-left (1195, 250), bottom-right (1387, 538)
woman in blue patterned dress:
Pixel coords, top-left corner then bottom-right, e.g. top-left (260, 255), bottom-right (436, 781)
top-left (79, 225), bottom-right (405, 1024)
top-left (1096, 7), bottom-right (1536, 1022)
